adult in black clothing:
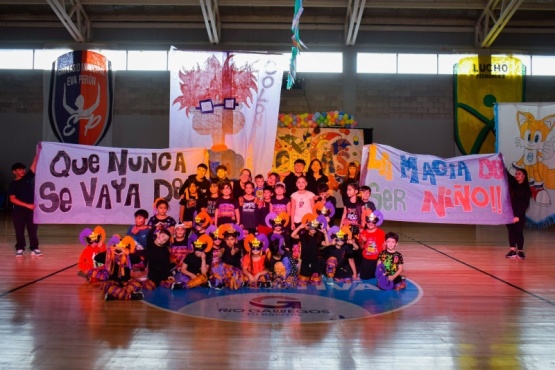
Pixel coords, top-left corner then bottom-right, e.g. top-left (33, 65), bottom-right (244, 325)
top-left (305, 158), bottom-right (329, 195)
top-left (232, 168), bottom-right (252, 199)
top-left (282, 159), bottom-right (306, 198)
top-left (505, 168), bottom-right (532, 259)
top-left (179, 163), bottom-right (210, 200)
top-left (9, 147), bottom-right (40, 257)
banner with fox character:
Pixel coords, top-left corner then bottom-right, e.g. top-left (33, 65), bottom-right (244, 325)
top-left (360, 143), bottom-right (514, 225)
top-left (34, 142), bottom-right (207, 224)
top-left (496, 103), bottom-right (555, 228)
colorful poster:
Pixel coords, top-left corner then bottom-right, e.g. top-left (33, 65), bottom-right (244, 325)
top-left (496, 103), bottom-right (555, 228)
top-left (272, 127), bottom-right (364, 192)
top-left (169, 50), bottom-right (282, 178)
top-left (360, 144), bottom-right (514, 225)
top-left (34, 142), bottom-right (207, 224)
top-left (454, 56), bottom-right (525, 155)
top-left (44, 50), bottom-right (114, 146)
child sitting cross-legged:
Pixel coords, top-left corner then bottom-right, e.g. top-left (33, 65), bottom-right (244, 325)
top-left (241, 233), bottom-right (271, 288)
top-left (172, 234), bottom-right (212, 290)
top-left (322, 226), bottom-right (359, 284)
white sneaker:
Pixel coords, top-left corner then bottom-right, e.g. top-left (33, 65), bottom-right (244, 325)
top-left (15, 249), bottom-right (24, 257)
top-left (31, 249), bottom-right (43, 257)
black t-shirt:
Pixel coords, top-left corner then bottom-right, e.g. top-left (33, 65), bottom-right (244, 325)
top-left (183, 252), bottom-right (211, 275)
top-left (8, 170), bottom-right (35, 207)
top-left (283, 172), bottom-right (302, 198)
top-left (179, 174), bottom-right (210, 200)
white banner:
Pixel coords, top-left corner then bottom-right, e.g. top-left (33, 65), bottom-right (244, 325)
top-left (34, 142), bottom-right (207, 224)
top-left (360, 144), bottom-right (514, 225)
top-left (169, 50), bottom-right (282, 178)
top-left (496, 103), bottom-right (555, 228)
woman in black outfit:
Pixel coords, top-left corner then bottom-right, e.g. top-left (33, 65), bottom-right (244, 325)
top-left (505, 168), bottom-right (532, 259)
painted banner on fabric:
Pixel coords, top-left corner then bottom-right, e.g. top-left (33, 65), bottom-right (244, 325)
top-left (360, 144), bottom-right (514, 225)
top-left (34, 142), bottom-right (207, 224)
top-left (43, 50), bottom-right (114, 146)
top-left (169, 50), bottom-right (282, 178)
top-left (454, 56), bottom-right (524, 155)
top-left (496, 103), bottom-right (555, 228)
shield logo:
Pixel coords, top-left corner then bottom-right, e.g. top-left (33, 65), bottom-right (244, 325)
top-left (48, 50), bottom-right (113, 145)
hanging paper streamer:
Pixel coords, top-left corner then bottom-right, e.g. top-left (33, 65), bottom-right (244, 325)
top-left (288, 0), bottom-right (306, 89)
top-left (278, 111), bottom-right (358, 128)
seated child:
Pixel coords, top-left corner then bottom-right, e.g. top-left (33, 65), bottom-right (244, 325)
top-left (266, 211), bottom-right (292, 253)
top-left (241, 233), bottom-right (270, 288)
top-left (358, 209), bottom-right (385, 280)
top-left (143, 228), bottom-right (175, 288)
top-left (126, 209), bottom-right (150, 250)
top-left (94, 236), bottom-right (155, 301)
top-left (291, 213), bottom-right (329, 286)
top-left (377, 231), bottom-right (406, 291)
top-left (170, 223), bottom-right (189, 268)
top-left (172, 234), bottom-right (212, 289)
top-left (147, 198), bottom-right (177, 235)
top-left (207, 226), bottom-right (244, 290)
top-left (78, 226), bottom-right (107, 281)
top-left (266, 235), bottom-right (292, 289)
top-left (323, 226), bottom-right (359, 283)
top-left (187, 211), bottom-right (212, 250)
top-left (220, 223), bottom-right (244, 269)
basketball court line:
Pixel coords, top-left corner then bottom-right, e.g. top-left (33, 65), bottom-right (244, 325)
top-left (400, 232), bottom-right (555, 307)
top-left (0, 263), bottom-right (77, 298)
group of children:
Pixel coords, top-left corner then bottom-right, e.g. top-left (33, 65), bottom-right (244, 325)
top-left (77, 162), bottom-right (406, 300)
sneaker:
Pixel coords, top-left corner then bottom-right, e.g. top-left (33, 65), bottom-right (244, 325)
top-left (517, 251), bottom-right (526, 260)
top-left (130, 292), bottom-right (144, 300)
top-left (31, 249), bottom-right (43, 257)
top-left (171, 282), bottom-right (184, 290)
top-left (505, 250), bottom-right (517, 258)
top-left (15, 249), bottom-right (24, 257)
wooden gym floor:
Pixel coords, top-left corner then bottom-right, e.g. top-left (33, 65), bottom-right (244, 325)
top-left (0, 213), bottom-right (554, 370)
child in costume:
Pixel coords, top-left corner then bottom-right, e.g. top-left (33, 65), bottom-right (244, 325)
top-left (143, 228), bottom-right (175, 288)
top-left (94, 235), bottom-right (155, 301)
top-left (242, 233), bottom-right (270, 288)
top-left (266, 211), bottom-right (292, 253)
top-left (172, 234), bottom-right (212, 289)
top-left (376, 231), bottom-right (406, 291)
top-left (170, 223), bottom-right (189, 268)
top-left (147, 198), bottom-right (177, 235)
top-left (220, 223), bottom-right (244, 269)
top-left (323, 226), bottom-right (359, 283)
top-left (358, 209), bottom-right (386, 280)
top-left (187, 211), bottom-right (212, 250)
top-left (291, 213), bottom-right (329, 286)
top-left (207, 225), bottom-right (244, 290)
top-left (266, 235), bottom-right (292, 289)
top-left (78, 226), bottom-right (107, 282)
top-left (314, 182), bottom-right (337, 227)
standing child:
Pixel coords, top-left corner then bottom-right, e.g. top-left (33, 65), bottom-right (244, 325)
top-left (215, 181), bottom-right (240, 226)
top-left (360, 185), bottom-right (377, 213)
top-left (253, 174), bottom-right (266, 202)
top-left (377, 231), bottom-right (406, 291)
top-left (340, 183), bottom-right (363, 238)
top-left (266, 212), bottom-right (292, 253)
top-left (256, 185), bottom-right (274, 235)
top-left (179, 181), bottom-right (201, 238)
top-left (290, 176), bottom-right (316, 230)
top-left (201, 180), bottom-right (220, 221)
top-left (147, 198), bottom-right (177, 235)
top-left (207, 225), bottom-right (244, 290)
top-left (239, 181), bottom-right (258, 234)
top-left (358, 210), bottom-right (386, 280)
top-left (291, 213), bottom-right (329, 286)
top-left (270, 182), bottom-right (291, 215)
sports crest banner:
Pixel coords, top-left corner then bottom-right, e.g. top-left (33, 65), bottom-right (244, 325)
top-left (454, 56), bottom-right (525, 155)
top-left (34, 142), bottom-right (207, 224)
top-left (360, 144), bottom-right (514, 225)
top-left (496, 103), bottom-right (555, 228)
top-left (169, 50), bottom-right (282, 178)
top-left (43, 50), bottom-right (114, 146)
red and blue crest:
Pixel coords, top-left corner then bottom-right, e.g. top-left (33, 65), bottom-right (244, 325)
top-left (48, 50), bottom-right (113, 145)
